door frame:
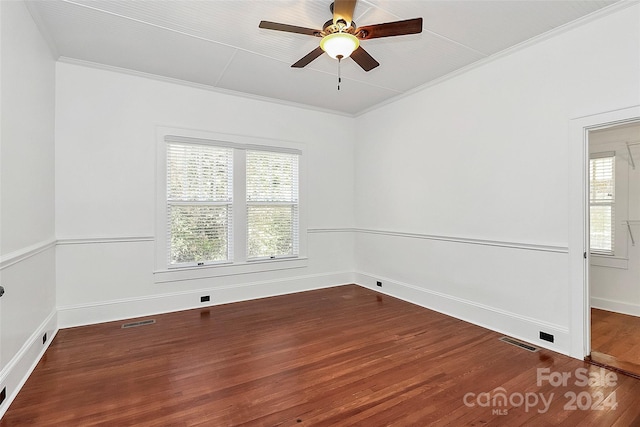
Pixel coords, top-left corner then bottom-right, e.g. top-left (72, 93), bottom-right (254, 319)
top-left (569, 105), bottom-right (640, 359)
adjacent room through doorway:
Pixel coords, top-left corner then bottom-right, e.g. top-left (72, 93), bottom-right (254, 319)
top-left (588, 121), bottom-right (640, 377)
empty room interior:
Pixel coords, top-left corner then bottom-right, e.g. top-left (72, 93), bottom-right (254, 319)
top-left (1, 0), bottom-right (640, 424)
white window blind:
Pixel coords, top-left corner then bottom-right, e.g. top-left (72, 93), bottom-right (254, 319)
top-left (246, 150), bottom-right (299, 259)
top-left (589, 154), bottom-right (615, 255)
top-left (167, 142), bottom-right (233, 266)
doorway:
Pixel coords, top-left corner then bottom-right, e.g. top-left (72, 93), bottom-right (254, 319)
top-left (588, 121), bottom-right (640, 377)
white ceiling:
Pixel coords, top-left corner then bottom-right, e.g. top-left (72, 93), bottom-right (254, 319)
top-left (27, 0), bottom-right (619, 115)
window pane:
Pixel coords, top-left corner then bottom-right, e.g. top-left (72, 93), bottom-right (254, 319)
top-left (590, 205), bottom-right (613, 253)
top-left (168, 143), bottom-right (232, 202)
top-left (590, 157), bottom-right (614, 202)
top-left (246, 151), bottom-right (297, 202)
top-left (247, 206), bottom-right (295, 258)
top-left (169, 205), bottom-right (230, 264)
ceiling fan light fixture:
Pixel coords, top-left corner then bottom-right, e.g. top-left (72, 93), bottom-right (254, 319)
top-left (320, 32), bottom-right (359, 59)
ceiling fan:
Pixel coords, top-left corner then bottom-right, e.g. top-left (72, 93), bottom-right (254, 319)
top-left (259, 0), bottom-right (423, 72)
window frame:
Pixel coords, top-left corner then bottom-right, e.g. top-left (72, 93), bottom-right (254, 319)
top-left (155, 127), bottom-right (307, 281)
top-left (166, 141), bottom-right (234, 268)
top-left (246, 149), bottom-right (300, 261)
top-left (589, 152), bottom-right (616, 256)
top-left (588, 140), bottom-right (632, 269)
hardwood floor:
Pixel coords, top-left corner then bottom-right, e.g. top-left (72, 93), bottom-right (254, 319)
top-left (591, 308), bottom-right (640, 377)
top-left (3, 285), bottom-right (640, 426)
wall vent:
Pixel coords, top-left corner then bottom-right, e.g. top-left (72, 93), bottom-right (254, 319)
top-left (122, 319), bottom-right (156, 329)
top-left (499, 336), bottom-right (539, 352)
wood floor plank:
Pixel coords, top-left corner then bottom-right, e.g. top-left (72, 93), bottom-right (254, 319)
top-left (3, 285), bottom-right (640, 425)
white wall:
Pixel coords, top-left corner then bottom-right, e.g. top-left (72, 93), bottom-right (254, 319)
top-left (0, 0), bottom-right (57, 415)
top-left (590, 123), bottom-right (640, 316)
top-left (354, 4), bottom-right (640, 357)
top-left (54, 63), bottom-right (356, 326)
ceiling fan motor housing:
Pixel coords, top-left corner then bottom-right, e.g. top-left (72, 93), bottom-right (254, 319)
top-left (321, 19), bottom-right (358, 37)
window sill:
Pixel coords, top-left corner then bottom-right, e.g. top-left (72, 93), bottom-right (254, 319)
top-left (590, 255), bottom-right (628, 270)
top-left (153, 257), bottom-right (308, 284)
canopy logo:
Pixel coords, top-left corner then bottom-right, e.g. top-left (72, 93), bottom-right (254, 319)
top-left (463, 367), bottom-right (618, 416)
top-left (463, 387), bottom-right (553, 415)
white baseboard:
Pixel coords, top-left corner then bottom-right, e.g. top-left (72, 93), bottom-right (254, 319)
top-left (591, 297), bottom-right (640, 317)
top-left (354, 272), bottom-right (570, 355)
top-left (0, 310), bottom-right (58, 419)
top-left (58, 271), bottom-right (355, 328)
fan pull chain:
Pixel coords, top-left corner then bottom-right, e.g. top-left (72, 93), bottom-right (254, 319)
top-left (337, 56), bottom-right (342, 91)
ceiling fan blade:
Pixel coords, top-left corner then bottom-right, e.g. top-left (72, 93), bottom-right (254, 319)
top-left (292, 47), bottom-right (325, 68)
top-left (356, 17), bottom-right (423, 40)
top-left (350, 46), bottom-right (379, 72)
top-left (259, 21), bottom-right (321, 37)
top-left (333, 0), bottom-right (357, 25)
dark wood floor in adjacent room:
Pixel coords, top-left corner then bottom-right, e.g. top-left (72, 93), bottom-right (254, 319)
top-left (3, 285), bottom-right (640, 426)
top-left (591, 307), bottom-right (640, 378)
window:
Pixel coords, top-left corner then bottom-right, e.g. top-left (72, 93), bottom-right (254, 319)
top-left (246, 150), bottom-right (299, 259)
top-left (589, 153), bottom-right (615, 255)
top-left (160, 133), bottom-right (301, 270)
top-left (167, 142), bottom-right (233, 266)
